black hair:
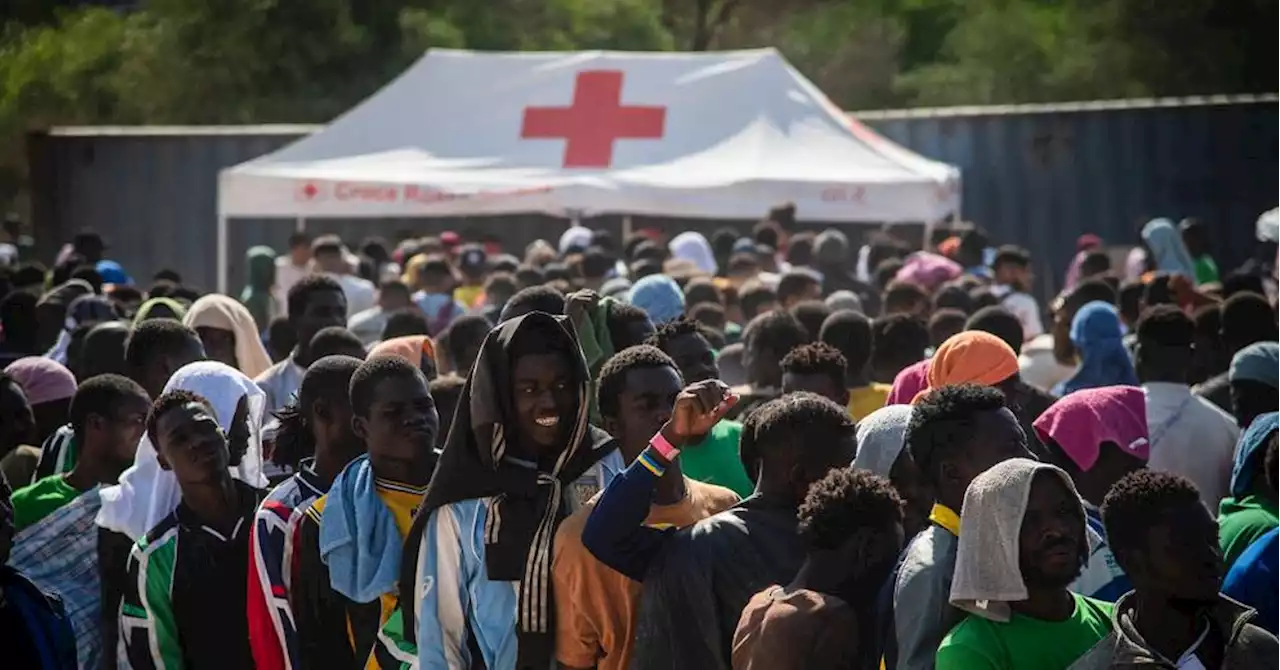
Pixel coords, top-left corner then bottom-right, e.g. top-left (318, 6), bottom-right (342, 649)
top-left (490, 256), bottom-right (520, 276)
top-left (591, 230), bottom-right (617, 253)
top-left (500, 285), bottom-right (565, 322)
top-left (596, 345), bottom-right (680, 419)
top-left (147, 281), bottom-right (177, 299)
top-left (867, 236), bottom-right (908, 276)
top-left (645, 316), bottom-right (703, 353)
top-left (1117, 279), bottom-right (1145, 325)
top-left (932, 284), bottom-right (975, 315)
top-left (790, 300), bottom-right (832, 343)
top-left (71, 266), bottom-right (104, 293)
top-left (992, 245), bottom-right (1031, 272)
top-left (906, 383), bottom-right (1008, 486)
top-left (580, 247), bottom-right (614, 279)
top-left (743, 310), bottom-right (809, 360)
top-left (79, 322), bottom-right (133, 379)
top-left (752, 392), bottom-right (855, 467)
top-left (271, 355), bottom-right (362, 468)
top-left (1221, 292), bottom-right (1278, 350)
top-left (361, 237), bottom-right (390, 264)
top-left (124, 319), bottom-right (200, 369)
top-left (965, 306), bottom-right (1024, 355)
top-left (726, 253), bottom-right (760, 277)
top-left (1080, 250), bottom-right (1112, 278)
top-left (267, 316), bottom-right (297, 361)
top-left (710, 227), bottom-right (739, 258)
top-left (1064, 278), bottom-right (1118, 313)
top-left (630, 259), bottom-right (662, 279)
top-left (870, 314), bottom-right (929, 368)
top-left (776, 271), bottom-right (821, 306)
top-left (632, 241), bottom-right (667, 264)
top-left (739, 282), bottom-right (778, 321)
top-left (11, 263), bottom-right (47, 289)
top-left (429, 374), bottom-right (466, 448)
top-left (780, 343), bottom-right (847, 391)
top-left (882, 280), bottom-right (929, 315)
top-left (378, 280), bottom-right (412, 303)
top-left (0, 290), bottom-right (38, 350)
top-left (767, 202), bottom-right (797, 229)
top-left (786, 232), bottom-right (815, 268)
top-left (819, 310), bottom-right (872, 375)
top-left (108, 284), bottom-right (144, 306)
top-left (688, 302), bottom-right (727, 332)
top-left (683, 277), bottom-right (723, 309)
top-left (752, 220), bottom-right (780, 248)
top-left (309, 327), bottom-right (366, 360)
top-left (350, 355), bottom-right (427, 418)
top-left (928, 309), bottom-right (969, 349)
top-left (170, 285), bottom-right (202, 305)
top-left (382, 309), bottom-right (431, 341)
top-left (1101, 469), bottom-right (1204, 560)
top-left (152, 269), bottom-right (182, 284)
top-left (286, 274), bottom-right (344, 318)
top-left (798, 466), bottom-right (903, 550)
top-left (483, 273), bottom-right (519, 304)
top-left (1136, 305), bottom-right (1194, 348)
top-left (604, 301), bottom-right (654, 351)
top-left (515, 264), bottom-right (546, 289)
top-left (145, 389), bottom-right (211, 448)
top-left (69, 374), bottom-right (149, 439)
top-left (288, 232), bottom-right (312, 249)
top-left (1223, 273), bottom-right (1266, 300)
top-left (417, 256), bottom-right (455, 285)
top-left (443, 315), bottom-right (492, 370)
top-left (1142, 273), bottom-right (1176, 308)
top-left (969, 287), bottom-right (999, 310)
top-left (1267, 432), bottom-right (1278, 492)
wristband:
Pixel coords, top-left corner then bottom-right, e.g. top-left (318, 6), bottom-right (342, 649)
top-left (649, 430), bottom-right (681, 461)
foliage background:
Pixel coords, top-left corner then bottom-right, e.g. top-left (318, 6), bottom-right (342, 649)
top-left (1, 0), bottom-right (1275, 208)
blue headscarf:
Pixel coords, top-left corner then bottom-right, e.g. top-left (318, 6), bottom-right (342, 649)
top-left (95, 260), bottom-right (132, 286)
top-left (1141, 218), bottom-right (1196, 279)
top-left (1231, 412), bottom-right (1278, 498)
top-left (1230, 341), bottom-right (1280, 389)
top-left (1054, 301), bottom-right (1138, 396)
top-left (627, 274), bottom-right (684, 325)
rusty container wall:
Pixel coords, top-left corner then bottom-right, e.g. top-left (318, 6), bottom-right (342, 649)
top-left (859, 97), bottom-right (1279, 298)
top-left (25, 126), bottom-right (606, 292)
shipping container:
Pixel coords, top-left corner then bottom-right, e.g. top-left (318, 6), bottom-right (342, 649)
top-left (26, 95), bottom-right (1278, 297)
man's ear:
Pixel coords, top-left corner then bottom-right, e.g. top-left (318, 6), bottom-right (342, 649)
top-left (351, 414), bottom-right (369, 442)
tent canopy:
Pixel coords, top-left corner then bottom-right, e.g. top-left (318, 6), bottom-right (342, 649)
top-left (218, 48), bottom-right (959, 223)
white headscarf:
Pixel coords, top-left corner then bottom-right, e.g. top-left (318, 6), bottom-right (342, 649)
top-left (949, 458), bottom-right (1084, 622)
top-left (97, 361), bottom-right (268, 540)
top-left (558, 226), bottom-right (594, 255)
top-left (852, 405), bottom-right (913, 477)
top-left (668, 232), bottom-right (717, 275)
top-left (183, 294), bottom-right (273, 378)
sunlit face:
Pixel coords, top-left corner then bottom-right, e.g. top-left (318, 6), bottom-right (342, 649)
top-left (1018, 472), bottom-right (1087, 589)
top-left (154, 400), bottom-right (229, 485)
top-left (511, 352), bottom-right (576, 459)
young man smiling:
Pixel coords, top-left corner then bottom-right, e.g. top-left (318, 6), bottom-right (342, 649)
top-left (292, 355), bottom-right (438, 668)
top-left (120, 390), bottom-right (265, 670)
top-left (553, 346), bottom-right (739, 670)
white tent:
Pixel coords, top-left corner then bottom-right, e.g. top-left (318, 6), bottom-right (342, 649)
top-left (217, 48), bottom-right (960, 290)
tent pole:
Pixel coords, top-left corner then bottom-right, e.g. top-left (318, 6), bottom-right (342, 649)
top-left (622, 215), bottom-right (633, 241)
top-left (296, 217), bottom-right (307, 232)
top-left (216, 212), bottom-right (229, 293)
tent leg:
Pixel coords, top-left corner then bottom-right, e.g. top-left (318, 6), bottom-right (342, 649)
top-left (217, 213), bottom-right (229, 293)
top-left (296, 217), bottom-right (307, 232)
top-left (621, 215), bottom-right (633, 241)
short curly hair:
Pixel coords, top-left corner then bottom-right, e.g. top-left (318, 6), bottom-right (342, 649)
top-left (1101, 469), bottom-right (1203, 560)
top-left (286, 274), bottom-right (345, 318)
top-left (790, 300), bottom-right (832, 343)
top-left (906, 383), bottom-right (1008, 485)
top-left (743, 310), bottom-right (808, 360)
top-left (798, 466), bottom-right (903, 551)
top-left (146, 390), bottom-right (214, 451)
top-left (596, 345), bottom-right (681, 419)
top-left (605, 302), bottom-right (654, 350)
top-left (350, 355), bottom-right (427, 418)
top-left (752, 392), bottom-right (855, 468)
top-left (820, 310), bottom-right (873, 374)
top-left (645, 317), bottom-right (703, 353)
top-left (781, 343), bottom-right (847, 392)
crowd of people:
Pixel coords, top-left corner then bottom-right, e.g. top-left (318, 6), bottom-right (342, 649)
top-left (0, 205), bottom-right (1276, 670)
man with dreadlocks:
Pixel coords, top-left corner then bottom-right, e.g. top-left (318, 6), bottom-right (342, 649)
top-left (376, 312), bottom-right (622, 669)
top-left (246, 355), bottom-right (364, 670)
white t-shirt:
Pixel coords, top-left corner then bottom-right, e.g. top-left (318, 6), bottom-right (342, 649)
top-left (1144, 382), bottom-right (1240, 509)
top-left (1018, 334), bottom-right (1076, 394)
top-left (331, 273), bottom-right (377, 317)
top-left (990, 284), bottom-right (1044, 341)
top-left (273, 257), bottom-right (309, 307)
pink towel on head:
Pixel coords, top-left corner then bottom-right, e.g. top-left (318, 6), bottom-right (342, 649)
top-left (896, 252), bottom-right (962, 291)
top-left (1032, 385), bottom-right (1150, 471)
top-left (4, 357), bottom-right (78, 406)
top-left (886, 359), bottom-right (930, 406)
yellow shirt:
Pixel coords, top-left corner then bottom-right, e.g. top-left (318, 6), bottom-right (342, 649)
top-left (847, 383), bottom-right (892, 421)
top-left (454, 285), bottom-right (485, 309)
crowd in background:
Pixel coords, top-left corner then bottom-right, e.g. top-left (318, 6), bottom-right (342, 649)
top-left (0, 202), bottom-right (1276, 670)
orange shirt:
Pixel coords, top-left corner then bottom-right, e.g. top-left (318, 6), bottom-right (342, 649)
top-left (552, 478), bottom-right (740, 670)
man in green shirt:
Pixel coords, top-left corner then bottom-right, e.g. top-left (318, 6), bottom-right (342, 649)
top-left (1219, 413), bottom-right (1278, 566)
top-left (937, 458), bottom-right (1112, 670)
top-left (11, 374), bottom-right (149, 532)
top-left (646, 317), bottom-right (754, 497)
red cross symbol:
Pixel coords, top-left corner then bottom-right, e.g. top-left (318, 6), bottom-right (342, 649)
top-left (521, 70), bottom-right (666, 169)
